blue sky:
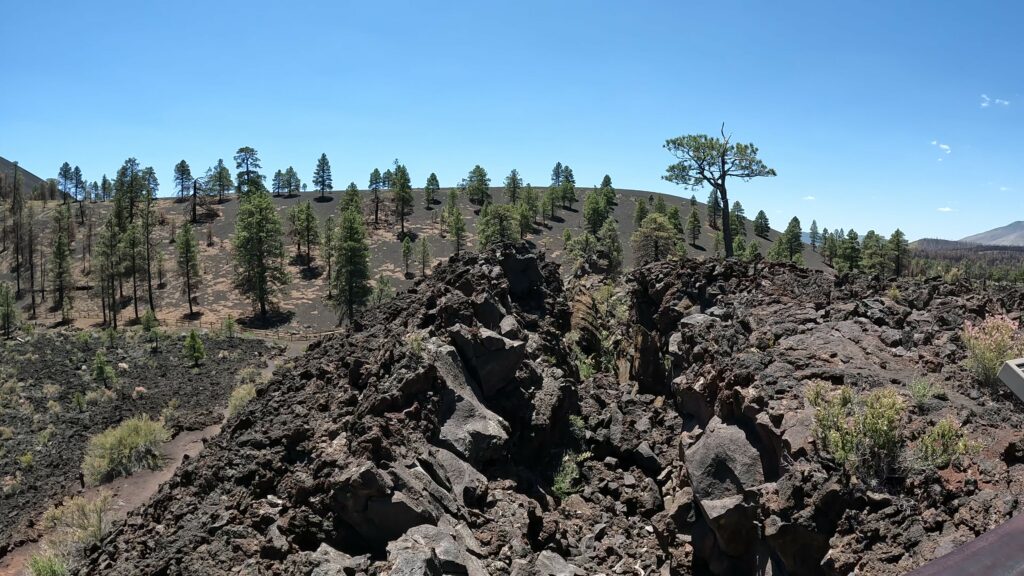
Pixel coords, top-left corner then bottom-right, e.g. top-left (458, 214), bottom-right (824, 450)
top-left (1, 1), bottom-right (1021, 240)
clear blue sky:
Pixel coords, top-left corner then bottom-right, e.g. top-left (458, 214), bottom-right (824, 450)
top-left (2, 1), bottom-right (1021, 240)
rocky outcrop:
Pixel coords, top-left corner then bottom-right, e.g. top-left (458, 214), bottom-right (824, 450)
top-left (76, 248), bottom-right (1024, 575)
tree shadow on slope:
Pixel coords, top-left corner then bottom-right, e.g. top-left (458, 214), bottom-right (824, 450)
top-left (238, 309), bottom-right (296, 330)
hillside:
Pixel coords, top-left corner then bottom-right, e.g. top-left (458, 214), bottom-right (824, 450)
top-left (0, 187), bottom-right (824, 331)
top-left (961, 221), bottom-right (1024, 246)
top-left (0, 157), bottom-right (45, 200)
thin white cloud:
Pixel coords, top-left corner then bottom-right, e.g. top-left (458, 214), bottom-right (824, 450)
top-left (802, 195), bottom-right (816, 201)
top-left (1000, 186), bottom-right (1010, 192)
top-left (936, 206), bottom-right (954, 213)
top-left (931, 140), bottom-right (951, 161)
top-left (981, 94), bottom-right (1010, 108)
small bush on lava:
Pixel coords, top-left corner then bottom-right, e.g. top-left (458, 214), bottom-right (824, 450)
top-left (963, 315), bottom-right (1024, 386)
top-left (41, 492), bottom-right (111, 558)
top-left (809, 384), bottom-right (906, 482)
top-left (227, 383), bottom-right (257, 418)
top-left (552, 451), bottom-right (591, 499)
top-left (916, 417), bottom-right (971, 469)
top-left (27, 551), bottom-right (68, 576)
top-left (81, 415), bottom-right (170, 485)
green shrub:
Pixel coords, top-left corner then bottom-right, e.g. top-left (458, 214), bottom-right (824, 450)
top-left (963, 315), bottom-right (1024, 386)
top-left (28, 552), bottom-right (68, 576)
top-left (552, 450), bottom-right (591, 499)
top-left (42, 492), bottom-right (111, 551)
top-left (227, 383), bottom-right (257, 418)
top-left (221, 316), bottom-right (236, 339)
top-left (407, 332), bottom-right (424, 357)
top-left (917, 418), bottom-right (970, 469)
top-left (236, 367), bottom-right (262, 385)
top-left (183, 330), bottom-right (205, 367)
top-left (18, 452), bottom-right (34, 468)
top-left (91, 351), bottom-right (115, 385)
top-left (909, 379), bottom-right (935, 408)
top-left (809, 385), bottom-right (906, 481)
top-left (81, 415), bottom-right (170, 485)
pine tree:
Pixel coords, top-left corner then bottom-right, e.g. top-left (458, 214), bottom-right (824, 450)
top-left (313, 153), bottom-right (333, 200)
top-left (632, 213), bottom-right (678, 266)
top-left (101, 175), bottom-right (113, 202)
top-left (667, 205), bottom-right (683, 233)
top-left (424, 173), bottom-right (440, 207)
top-left (448, 201), bottom-right (466, 256)
top-left (232, 190), bottom-right (289, 318)
top-left (183, 329), bottom-right (205, 367)
top-left (599, 174), bottom-right (616, 206)
top-left (321, 215), bottom-right (336, 296)
top-left (466, 165), bottom-right (491, 206)
top-left (141, 185), bottom-right (157, 312)
top-left (888, 229), bottom-right (909, 277)
top-left (809, 220), bottom-right (820, 251)
top-left (541, 188), bottom-right (558, 221)
top-left (330, 206), bottom-right (372, 322)
top-left (341, 182), bottom-right (361, 214)
top-left (390, 162), bottom-right (414, 237)
top-left (96, 216), bottom-right (121, 328)
top-left (25, 204), bottom-right (36, 317)
top-left (686, 208), bottom-right (701, 245)
top-left (121, 221), bottom-right (145, 321)
top-left (743, 240), bottom-right (761, 261)
top-left (478, 203), bottom-right (516, 247)
top-left (838, 230), bottom-right (861, 273)
top-left (294, 201), bottom-right (319, 267)
top-left (706, 190), bottom-right (721, 229)
top-left (583, 189), bottom-right (610, 233)
top-left (176, 222), bottom-right (201, 316)
top-left (285, 167), bottom-right (301, 196)
top-left (369, 168), bottom-right (383, 225)
top-left (784, 217), bottom-right (803, 261)
top-left (522, 184), bottom-right (540, 222)
top-left (551, 162), bottom-right (563, 188)
top-left (402, 236), bottom-right (413, 276)
top-left (730, 201), bottom-right (746, 237)
top-left (174, 160), bottom-right (193, 201)
top-left (560, 165), bottom-right (577, 209)
top-left (58, 162), bottom-right (74, 204)
top-left (689, 195), bottom-right (697, 209)
top-left (208, 159), bottom-right (233, 203)
top-left (633, 198), bottom-right (649, 227)
top-left (768, 217), bottom-right (804, 265)
top-left (417, 236), bottom-right (431, 276)
top-left (753, 210), bottom-right (771, 237)
top-left (504, 169), bottom-right (523, 204)
top-left (597, 218), bottom-right (623, 273)
top-left (51, 205), bottom-right (74, 322)
top-left (514, 202), bottom-right (532, 239)
top-left (653, 195), bottom-right (668, 215)
top-left (0, 282), bottom-right (16, 338)
top-left (234, 147), bottom-right (264, 197)
top-left (272, 170), bottom-right (285, 197)
top-left (860, 231), bottom-right (890, 277)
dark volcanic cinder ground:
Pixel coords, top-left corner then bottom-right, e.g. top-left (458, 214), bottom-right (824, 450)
top-left (0, 331), bottom-right (270, 557)
top-left (68, 245), bottom-right (1024, 575)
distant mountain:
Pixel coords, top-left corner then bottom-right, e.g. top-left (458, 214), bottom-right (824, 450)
top-left (0, 156), bottom-right (46, 198)
top-left (961, 221), bottom-right (1024, 246)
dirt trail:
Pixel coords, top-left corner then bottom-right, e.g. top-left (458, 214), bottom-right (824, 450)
top-left (0, 339), bottom-right (307, 576)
